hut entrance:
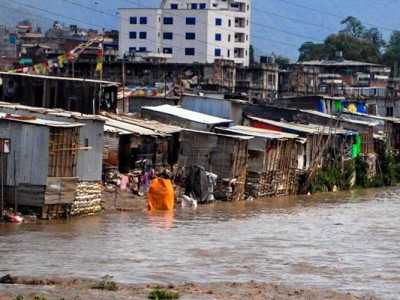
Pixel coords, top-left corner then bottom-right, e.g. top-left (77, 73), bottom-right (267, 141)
top-left (48, 127), bottom-right (79, 177)
top-left (44, 127), bottom-right (80, 219)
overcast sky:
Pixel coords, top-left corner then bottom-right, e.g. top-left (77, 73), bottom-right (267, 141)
top-left (2, 0), bottom-right (400, 60)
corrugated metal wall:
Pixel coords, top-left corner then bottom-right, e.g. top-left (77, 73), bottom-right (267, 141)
top-left (0, 108), bottom-right (104, 182)
top-left (75, 120), bottom-right (103, 181)
top-left (182, 96), bottom-right (232, 119)
top-left (4, 122), bottom-right (49, 186)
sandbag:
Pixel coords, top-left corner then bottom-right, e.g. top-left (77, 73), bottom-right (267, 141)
top-left (148, 178), bottom-right (175, 210)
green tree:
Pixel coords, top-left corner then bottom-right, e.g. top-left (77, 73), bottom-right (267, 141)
top-left (383, 31), bottom-right (400, 76)
top-left (324, 32), bottom-right (381, 63)
top-left (363, 27), bottom-right (385, 52)
top-left (298, 41), bottom-right (325, 61)
top-left (340, 16), bottom-right (365, 38)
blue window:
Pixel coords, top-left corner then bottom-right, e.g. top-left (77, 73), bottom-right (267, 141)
top-left (139, 17), bottom-right (147, 24)
top-left (170, 4), bottom-right (178, 9)
top-left (186, 17), bottom-right (196, 25)
top-left (138, 47), bottom-right (147, 52)
top-left (164, 17), bottom-right (173, 24)
top-left (130, 17), bottom-right (137, 24)
top-left (186, 32), bottom-right (196, 40)
top-left (129, 31), bottom-right (137, 39)
top-left (185, 48), bottom-right (195, 55)
top-left (163, 47), bottom-right (173, 54)
top-left (215, 33), bottom-right (221, 41)
top-left (215, 18), bottom-right (222, 26)
top-left (231, 3), bottom-right (239, 8)
top-left (191, 3), bottom-right (197, 9)
top-left (199, 3), bottom-right (206, 9)
top-left (139, 32), bottom-right (147, 39)
top-left (228, 34), bottom-right (231, 42)
top-left (228, 19), bottom-right (231, 27)
top-left (163, 32), bottom-right (173, 39)
top-left (227, 49), bottom-right (230, 57)
top-left (9, 35), bottom-right (16, 45)
top-left (215, 49), bottom-right (221, 56)
top-left (129, 47), bottom-right (136, 52)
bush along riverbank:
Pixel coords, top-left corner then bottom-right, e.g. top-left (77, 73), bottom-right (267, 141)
top-left (309, 142), bottom-right (400, 193)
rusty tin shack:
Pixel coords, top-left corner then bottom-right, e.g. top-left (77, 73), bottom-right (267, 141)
top-left (0, 103), bottom-right (105, 218)
top-left (244, 115), bottom-right (358, 171)
top-left (216, 125), bottom-right (302, 197)
top-left (141, 104), bottom-right (233, 131)
top-left (0, 113), bottom-right (89, 218)
top-left (179, 129), bottom-right (251, 201)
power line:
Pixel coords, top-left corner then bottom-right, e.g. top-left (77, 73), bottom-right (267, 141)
top-left (61, 0), bottom-right (299, 57)
top-left (3, 0), bottom-right (103, 30)
top-left (5, 0), bottom-right (302, 58)
top-left (125, 0), bottom-right (323, 42)
top-left (274, 0), bottom-right (396, 33)
top-left (251, 6), bottom-right (338, 32)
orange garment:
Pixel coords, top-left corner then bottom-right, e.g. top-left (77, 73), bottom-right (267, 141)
top-left (147, 178), bottom-right (175, 211)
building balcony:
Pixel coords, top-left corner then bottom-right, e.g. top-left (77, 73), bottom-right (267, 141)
top-left (234, 17), bottom-right (246, 28)
top-left (234, 47), bottom-right (244, 58)
top-left (234, 33), bottom-right (245, 43)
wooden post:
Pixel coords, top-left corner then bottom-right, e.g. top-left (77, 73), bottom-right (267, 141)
top-left (13, 150), bottom-right (17, 213)
top-left (122, 59), bottom-right (126, 113)
top-left (0, 140), bottom-right (3, 220)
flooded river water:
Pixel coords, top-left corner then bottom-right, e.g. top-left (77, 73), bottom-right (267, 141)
top-left (1, 187), bottom-right (400, 299)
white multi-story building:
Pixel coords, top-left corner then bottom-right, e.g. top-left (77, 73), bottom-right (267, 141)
top-left (118, 0), bottom-right (251, 66)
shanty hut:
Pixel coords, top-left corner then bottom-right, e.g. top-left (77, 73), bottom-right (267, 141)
top-left (101, 112), bottom-right (181, 170)
top-left (179, 129), bottom-right (250, 201)
top-left (0, 113), bottom-right (89, 219)
top-left (244, 115), bottom-right (358, 171)
top-left (216, 126), bottom-right (302, 197)
top-left (182, 94), bottom-right (246, 125)
top-left (141, 104), bottom-right (233, 131)
top-left (0, 103), bottom-right (105, 218)
top-left (0, 72), bottom-right (118, 115)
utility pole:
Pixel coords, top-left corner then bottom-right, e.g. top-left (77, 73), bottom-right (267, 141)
top-left (13, 150), bottom-right (17, 213)
top-left (0, 140), bottom-right (3, 221)
top-left (296, 70), bottom-right (299, 111)
top-left (122, 59), bottom-right (126, 113)
top-left (164, 60), bottom-right (167, 99)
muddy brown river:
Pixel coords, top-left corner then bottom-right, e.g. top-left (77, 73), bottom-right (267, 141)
top-left (1, 187), bottom-right (399, 299)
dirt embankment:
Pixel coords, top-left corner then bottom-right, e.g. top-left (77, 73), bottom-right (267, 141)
top-left (101, 185), bottom-right (148, 212)
top-left (0, 275), bottom-right (379, 300)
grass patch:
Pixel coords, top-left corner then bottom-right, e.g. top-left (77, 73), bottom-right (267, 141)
top-left (92, 274), bottom-right (118, 291)
top-left (148, 288), bottom-right (180, 299)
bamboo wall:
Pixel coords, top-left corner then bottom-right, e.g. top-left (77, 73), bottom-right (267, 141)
top-left (180, 130), bottom-right (249, 201)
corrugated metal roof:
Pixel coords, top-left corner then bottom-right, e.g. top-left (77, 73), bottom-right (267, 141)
top-left (183, 128), bottom-right (253, 140)
top-left (301, 109), bottom-right (379, 127)
top-left (0, 113), bottom-right (84, 128)
top-left (217, 126), bottom-right (284, 139)
top-left (100, 112), bottom-right (181, 134)
top-left (0, 72), bottom-right (119, 85)
top-left (142, 104), bottom-right (233, 125)
top-left (103, 124), bottom-right (131, 135)
top-left (0, 102), bottom-right (104, 121)
top-left (230, 125), bottom-right (299, 139)
top-left (341, 110), bottom-right (400, 124)
top-left (247, 115), bottom-right (356, 135)
top-left (102, 117), bottom-right (157, 136)
top-left (297, 60), bottom-right (384, 67)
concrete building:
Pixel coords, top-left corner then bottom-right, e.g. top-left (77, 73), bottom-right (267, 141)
top-left (279, 56), bottom-right (392, 99)
top-left (118, 0), bottom-right (251, 66)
